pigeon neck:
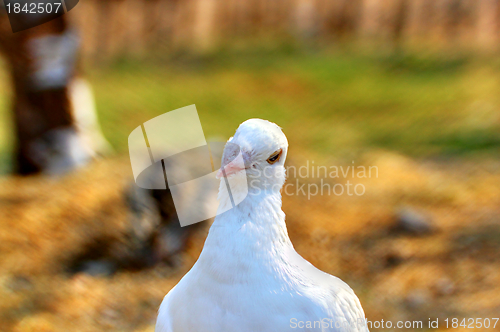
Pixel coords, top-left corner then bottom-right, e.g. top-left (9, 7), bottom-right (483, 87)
top-left (196, 187), bottom-right (294, 285)
top-left (209, 190), bottom-right (293, 250)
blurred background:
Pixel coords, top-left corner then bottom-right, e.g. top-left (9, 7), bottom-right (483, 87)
top-left (1, 0), bottom-right (500, 331)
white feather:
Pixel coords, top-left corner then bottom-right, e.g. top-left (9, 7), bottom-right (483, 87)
top-left (156, 119), bottom-right (369, 332)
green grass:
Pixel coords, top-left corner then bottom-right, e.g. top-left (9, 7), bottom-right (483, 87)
top-left (0, 58), bottom-right (12, 174)
top-left (1, 48), bottom-right (500, 172)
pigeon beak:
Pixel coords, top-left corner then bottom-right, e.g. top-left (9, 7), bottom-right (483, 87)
top-left (216, 146), bottom-right (247, 179)
top-left (216, 159), bottom-right (246, 179)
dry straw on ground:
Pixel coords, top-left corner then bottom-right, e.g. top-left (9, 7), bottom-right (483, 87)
top-left (0, 152), bottom-right (499, 331)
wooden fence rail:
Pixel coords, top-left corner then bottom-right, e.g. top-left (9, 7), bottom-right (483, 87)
top-left (67, 0), bottom-right (500, 60)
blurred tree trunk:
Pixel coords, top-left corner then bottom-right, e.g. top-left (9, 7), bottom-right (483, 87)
top-left (0, 14), bottom-right (108, 175)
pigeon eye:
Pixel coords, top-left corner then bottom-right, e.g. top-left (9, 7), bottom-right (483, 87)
top-left (267, 149), bottom-right (282, 164)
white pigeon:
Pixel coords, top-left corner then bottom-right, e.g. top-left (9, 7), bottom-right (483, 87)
top-left (156, 119), bottom-right (369, 332)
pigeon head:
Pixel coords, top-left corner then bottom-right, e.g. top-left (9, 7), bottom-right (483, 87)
top-left (217, 119), bottom-right (288, 192)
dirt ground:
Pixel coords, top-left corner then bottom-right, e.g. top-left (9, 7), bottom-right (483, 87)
top-left (0, 152), bottom-right (499, 332)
